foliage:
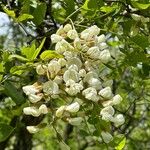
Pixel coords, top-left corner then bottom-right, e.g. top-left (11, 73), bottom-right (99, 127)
top-left (0, 0), bottom-right (150, 150)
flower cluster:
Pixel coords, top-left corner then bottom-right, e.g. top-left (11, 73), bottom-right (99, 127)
top-left (22, 24), bottom-right (125, 143)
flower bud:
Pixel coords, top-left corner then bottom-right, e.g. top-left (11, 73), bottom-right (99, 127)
top-left (97, 34), bottom-right (106, 43)
top-left (55, 42), bottom-right (66, 54)
top-left (67, 117), bottom-right (83, 126)
top-left (87, 46), bottom-right (100, 59)
top-left (23, 107), bottom-right (40, 117)
top-left (99, 49), bottom-right (111, 63)
top-left (58, 58), bottom-right (67, 67)
top-left (39, 104), bottom-right (48, 114)
top-left (74, 38), bottom-right (82, 49)
top-left (56, 25), bottom-right (65, 35)
top-left (63, 24), bottom-right (72, 32)
top-left (101, 131), bottom-right (113, 143)
top-left (36, 64), bottom-right (47, 75)
top-left (28, 93), bottom-right (43, 103)
top-left (98, 87), bottom-right (112, 99)
top-left (56, 106), bottom-right (66, 118)
top-left (65, 102), bottom-right (80, 113)
top-left (51, 34), bottom-right (63, 43)
top-left (112, 114), bottom-right (125, 127)
top-left (112, 94), bottom-right (122, 105)
top-left (67, 29), bottom-right (78, 39)
top-left (88, 78), bottom-right (102, 90)
top-left (22, 85), bottom-right (40, 96)
top-left (26, 126), bottom-right (39, 134)
top-left (79, 69), bottom-right (86, 77)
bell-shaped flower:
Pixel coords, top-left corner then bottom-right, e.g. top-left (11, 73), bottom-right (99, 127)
top-left (100, 106), bottom-right (115, 121)
top-left (67, 29), bottom-right (78, 39)
top-left (99, 49), bottom-right (111, 64)
top-left (51, 34), bottom-right (63, 43)
top-left (56, 105), bottom-right (66, 118)
top-left (63, 24), bottom-right (72, 32)
top-left (63, 69), bottom-right (79, 83)
top-left (39, 104), bottom-right (48, 114)
top-left (98, 42), bottom-right (108, 50)
top-left (56, 25), bottom-right (65, 35)
top-left (53, 76), bottom-right (63, 85)
top-left (112, 94), bottom-right (123, 105)
top-left (67, 57), bottom-right (82, 69)
top-left (28, 93), bottom-right (43, 103)
top-left (23, 106), bottom-right (40, 117)
top-left (67, 117), bottom-right (83, 126)
top-left (88, 78), bottom-right (102, 90)
top-left (36, 64), bottom-right (47, 75)
top-left (22, 85), bottom-right (40, 96)
top-left (99, 87), bottom-right (112, 99)
top-left (55, 41), bottom-right (66, 54)
top-left (84, 71), bottom-right (98, 83)
top-left (74, 38), bottom-right (82, 49)
top-left (87, 46), bottom-right (100, 59)
top-left (68, 64), bottom-right (79, 72)
top-left (82, 87), bottom-right (99, 102)
top-left (79, 69), bottom-right (86, 77)
top-left (65, 102), bottom-right (80, 113)
top-left (48, 60), bottom-right (61, 78)
top-left (58, 58), bottom-right (67, 67)
top-left (111, 114), bottom-right (125, 127)
top-left (26, 126), bottom-right (40, 134)
top-left (101, 131), bottom-right (113, 143)
top-left (96, 34), bottom-right (106, 43)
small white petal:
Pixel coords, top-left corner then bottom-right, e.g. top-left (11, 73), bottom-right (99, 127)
top-left (56, 106), bottom-right (66, 118)
top-left (101, 131), bottom-right (113, 143)
top-left (65, 102), bottom-right (80, 113)
top-left (26, 126), bottom-right (39, 134)
top-left (39, 104), bottom-right (48, 114)
top-left (99, 87), bottom-right (112, 99)
top-left (67, 29), bottom-right (78, 39)
top-left (67, 117), bottom-right (83, 126)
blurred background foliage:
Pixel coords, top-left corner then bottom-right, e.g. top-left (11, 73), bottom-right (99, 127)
top-left (0, 0), bottom-right (150, 149)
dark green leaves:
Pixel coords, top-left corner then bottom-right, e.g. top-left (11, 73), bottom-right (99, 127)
top-left (131, 1), bottom-right (150, 10)
top-left (0, 123), bottom-right (14, 142)
top-left (4, 81), bottom-right (25, 105)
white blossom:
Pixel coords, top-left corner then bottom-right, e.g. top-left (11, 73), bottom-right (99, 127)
top-left (63, 24), bottom-right (72, 32)
top-left (87, 46), bottom-right (100, 59)
top-left (79, 69), bottom-right (86, 77)
top-left (58, 58), bottom-right (67, 67)
top-left (98, 42), bottom-right (108, 50)
top-left (111, 114), bottom-right (125, 127)
top-left (67, 57), bottom-right (82, 69)
top-left (56, 106), bottom-right (66, 118)
top-left (53, 76), bottom-right (63, 85)
top-left (28, 93), bottom-right (43, 103)
top-left (56, 25), bottom-right (65, 35)
top-left (55, 41), bottom-right (66, 54)
top-left (101, 131), bottom-right (113, 143)
top-left (23, 106), bottom-right (40, 117)
top-left (39, 104), bottom-right (48, 114)
top-left (74, 38), bottom-right (82, 49)
top-left (22, 85), bottom-right (40, 96)
top-left (96, 34), bottom-right (106, 43)
top-left (99, 49), bottom-right (111, 63)
top-left (26, 126), bottom-right (40, 134)
top-left (88, 78), bottom-right (102, 90)
top-left (65, 102), bottom-right (80, 113)
top-left (36, 64), bottom-right (47, 75)
top-left (67, 29), bottom-right (78, 39)
top-left (99, 87), bottom-right (112, 99)
top-left (51, 34), bottom-right (63, 43)
top-left (67, 117), bottom-right (83, 126)
top-left (82, 87), bottom-right (99, 102)
top-left (112, 94), bottom-right (123, 105)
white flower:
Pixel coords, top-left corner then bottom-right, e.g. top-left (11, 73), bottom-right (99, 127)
top-left (56, 25), bottom-right (65, 35)
top-left (55, 41), bottom-right (66, 54)
top-left (102, 100), bottom-right (113, 107)
top-left (23, 107), bottom-right (40, 117)
top-left (51, 34), bottom-right (63, 43)
top-left (39, 104), bottom-right (48, 114)
top-left (89, 25), bottom-right (100, 36)
top-left (58, 58), bottom-right (67, 67)
top-left (67, 29), bottom-right (78, 39)
top-left (74, 38), bottom-right (82, 49)
top-left (112, 94), bottom-right (122, 105)
top-left (48, 60), bottom-right (61, 78)
top-left (88, 78), bottom-right (102, 90)
top-left (101, 131), bottom-right (113, 143)
top-left (67, 117), bottom-right (83, 126)
top-left (63, 69), bottom-right (79, 83)
top-left (87, 46), bottom-right (100, 59)
top-left (96, 34), bottom-right (106, 43)
top-left (65, 80), bottom-right (83, 96)
top-left (28, 93), bottom-right (43, 103)
top-left (36, 64), bottom-right (47, 75)
top-left (43, 80), bottom-right (59, 95)
top-left (56, 106), bottom-right (66, 118)
top-left (99, 87), bottom-right (112, 99)
top-left (111, 114), bottom-right (125, 127)
top-left (26, 126), bottom-right (40, 134)
top-left (53, 76), bottom-right (63, 85)
top-left (82, 87), bottom-right (99, 102)
top-left (65, 102), bottom-right (80, 113)
top-left (100, 106), bottom-right (115, 121)
top-left (98, 42), bottom-right (108, 50)
top-left (99, 49), bottom-right (111, 63)
top-left (68, 64), bottom-right (79, 72)
top-left (67, 57), bottom-right (82, 69)
top-left (61, 39), bottom-right (74, 50)
top-left (79, 69), bottom-right (86, 77)
top-left (63, 24), bottom-right (72, 32)
top-left (22, 85), bottom-right (40, 96)
top-left (84, 71), bottom-right (98, 83)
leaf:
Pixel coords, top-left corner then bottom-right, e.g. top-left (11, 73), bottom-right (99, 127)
top-left (100, 5), bottom-right (117, 13)
top-left (17, 14), bottom-right (34, 22)
top-left (21, 42), bottom-right (36, 60)
top-left (0, 62), bottom-right (4, 82)
top-left (40, 50), bottom-right (63, 60)
top-left (10, 65), bottom-right (28, 75)
top-left (64, 0), bottom-right (75, 17)
top-left (130, 35), bottom-right (149, 49)
top-left (4, 81), bottom-right (25, 105)
top-left (0, 123), bottom-right (14, 142)
top-left (8, 54), bottom-right (29, 62)
top-left (131, 1), bottom-right (150, 10)
top-left (32, 38), bottom-right (46, 60)
top-left (3, 7), bottom-right (16, 19)
top-left (32, 3), bottom-right (47, 25)
top-left (115, 137), bottom-right (126, 150)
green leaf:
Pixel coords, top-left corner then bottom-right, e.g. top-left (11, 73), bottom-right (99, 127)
top-left (130, 35), bottom-right (149, 49)
top-left (64, 0), bottom-right (75, 17)
top-left (21, 42), bottom-right (36, 60)
top-left (32, 3), bottom-right (47, 25)
top-left (0, 62), bottom-right (4, 82)
top-left (8, 54), bottom-right (29, 62)
top-left (115, 137), bottom-right (126, 150)
top-left (40, 50), bottom-right (63, 60)
top-left (0, 123), bottom-right (14, 142)
top-left (10, 65), bottom-right (28, 75)
top-left (3, 7), bottom-right (16, 19)
top-left (131, 1), bottom-right (150, 10)
top-left (4, 81), bottom-right (25, 105)
top-left (100, 5), bottom-right (117, 13)
top-left (32, 38), bottom-right (46, 60)
top-left (17, 14), bottom-right (34, 22)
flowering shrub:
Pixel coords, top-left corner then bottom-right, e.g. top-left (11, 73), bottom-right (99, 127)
top-left (22, 24), bottom-right (125, 144)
